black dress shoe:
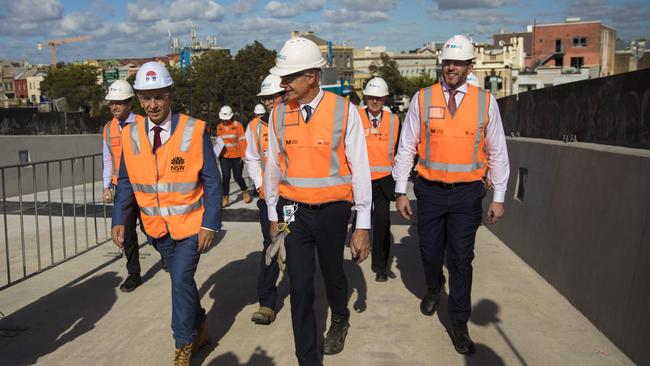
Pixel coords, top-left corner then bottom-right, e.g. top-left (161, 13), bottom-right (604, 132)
top-left (119, 273), bottom-right (142, 292)
top-left (450, 322), bottom-right (475, 354)
top-left (420, 275), bottom-right (446, 316)
top-left (375, 271), bottom-right (388, 282)
top-left (323, 316), bottom-right (349, 355)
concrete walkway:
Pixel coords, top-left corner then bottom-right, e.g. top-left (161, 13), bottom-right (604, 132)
top-left (0, 188), bottom-right (634, 366)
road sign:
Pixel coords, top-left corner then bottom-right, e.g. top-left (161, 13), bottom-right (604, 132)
top-left (103, 68), bottom-right (119, 83)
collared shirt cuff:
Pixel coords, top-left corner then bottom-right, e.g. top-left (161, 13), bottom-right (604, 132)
top-left (355, 211), bottom-right (371, 229)
top-left (200, 226), bottom-right (216, 232)
top-left (268, 205), bottom-right (278, 222)
top-left (395, 181), bottom-right (408, 194)
top-left (492, 191), bottom-right (506, 203)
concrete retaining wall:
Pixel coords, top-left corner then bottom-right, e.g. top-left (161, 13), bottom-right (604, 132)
top-left (0, 135), bottom-right (102, 198)
top-left (486, 138), bottom-right (650, 366)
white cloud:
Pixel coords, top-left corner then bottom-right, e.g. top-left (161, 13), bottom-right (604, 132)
top-left (341, 0), bottom-right (395, 11)
top-left (8, 0), bottom-right (63, 22)
top-left (264, 0), bottom-right (325, 17)
top-left (436, 0), bottom-right (509, 10)
top-left (169, 0), bottom-right (225, 21)
top-left (230, 0), bottom-right (258, 14)
top-left (58, 12), bottom-right (102, 35)
top-left (324, 8), bottom-right (390, 23)
top-left (127, 1), bottom-right (166, 22)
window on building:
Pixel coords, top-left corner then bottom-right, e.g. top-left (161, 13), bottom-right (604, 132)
top-left (490, 55), bottom-right (497, 60)
top-left (572, 37), bottom-right (587, 47)
top-left (31, 95), bottom-right (36, 102)
top-left (570, 57), bottom-right (584, 69)
top-left (554, 56), bottom-right (564, 67)
top-left (555, 39), bottom-right (562, 53)
top-left (19, 150), bottom-right (31, 165)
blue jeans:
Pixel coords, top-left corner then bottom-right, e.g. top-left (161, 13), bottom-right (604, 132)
top-left (154, 234), bottom-right (206, 348)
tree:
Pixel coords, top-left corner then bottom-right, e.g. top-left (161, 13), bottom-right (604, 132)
top-left (41, 64), bottom-right (104, 114)
top-left (405, 75), bottom-right (435, 99)
top-left (368, 53), bottom-right (408, 97)
top-left (231, 41), bottom-right (276, 124)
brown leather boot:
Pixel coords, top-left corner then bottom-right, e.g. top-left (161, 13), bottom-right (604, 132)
top-left (174, 343), bottom-right (193, 366)
top-left (243, 191), bottom-right (252, 203)
top-left (222, 196), bottom-right (230, 208)
top-left (251, 306), bottom-right (276, 325)
top-left (194, 320), bottom-right (211, 350)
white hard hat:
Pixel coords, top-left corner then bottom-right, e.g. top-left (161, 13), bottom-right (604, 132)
top-left (133, 61), bottom-right (173, 90)
top-left (105, 80), bottom-right (134, 101)
top-left (219, 106), bottom-right (233, 120)
top-left (440, 35), bottom-right (475, 61)
top-left (254, 104), bottom-right (266, 115)
top-left (269, 37), bottom-right (327, 77)
top-left (466, 72), bottom-right (480, 87)
top-left (363, 77), bottom-right (389, 97)
top-left (257, 74), bottom-right (284, 96)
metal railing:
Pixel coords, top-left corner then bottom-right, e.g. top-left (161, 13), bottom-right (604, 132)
top-left (0, 153), bottom-right (111, 290)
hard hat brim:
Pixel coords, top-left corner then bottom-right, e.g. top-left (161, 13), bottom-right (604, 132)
top-left (133, 80), bottom-right (174, 91)
top-left (269, 59), bottom-right (326, 77)
top-left (219, 113), bottom-right (234, 120)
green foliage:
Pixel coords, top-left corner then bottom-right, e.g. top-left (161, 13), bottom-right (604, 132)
top-left (367, 53), bottom-right (408, 97)
top-left (405, 75), bottom-right (436, 99)
top-left (41, 64), bottom-right (104, 114)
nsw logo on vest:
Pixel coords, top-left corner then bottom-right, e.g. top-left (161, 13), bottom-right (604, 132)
top-left (170, 156), bottom-right (185, 172)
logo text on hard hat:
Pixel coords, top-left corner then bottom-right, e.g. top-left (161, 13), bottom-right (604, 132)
top-left (277, 53), bottom-right (287, 61)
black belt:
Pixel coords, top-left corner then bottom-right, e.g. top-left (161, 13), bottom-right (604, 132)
top-left (280, 198), bottom-right (345, 210)
top-left (417, 177), bottom-right (480, 190)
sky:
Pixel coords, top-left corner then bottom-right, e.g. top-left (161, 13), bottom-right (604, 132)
top-left (1, 0), bottom-right (649, 64)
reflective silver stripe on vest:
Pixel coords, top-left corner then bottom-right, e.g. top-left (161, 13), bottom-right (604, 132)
top-left (105, 123), bottom-right (118, 177)
top-left (224, 143), bottom-right (239, 147)
top-left (140, 200), bottom-right (202, 217)
top-left (130, 122), bottom-right (141, 155)
top-left (221, 133), bottom-right (237, 139)
top-left (419, 85), bottom-right (487, 173)
top-left (132, 181), bottom-right (199, 194)
top-left (370, 166), bottom-right (392, 173)
top-left (180, 117), bottom-right (198, 153)
top-left (256, 121), bottom-right (264, 172)
top-left (388, 112), bottom-right (396, 164)
top-left (276, 96), bottom-right (350, 187)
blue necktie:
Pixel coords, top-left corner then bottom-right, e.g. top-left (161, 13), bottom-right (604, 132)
top-left (303, 105), bottom-right (312, 123)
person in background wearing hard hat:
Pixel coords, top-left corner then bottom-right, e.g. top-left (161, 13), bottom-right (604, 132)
top-left (466, 72), bottom-right (480, 88)
top-left (360, 77), bottom-right (400, 283)
top-left (111, 61), bottom-right (222, 366)
top-left (393, 35), bottom-right (509, 355)
top-left (265, 37), bottom-right (372, 365)
top-left (245, 74), bottom-right (286, 325)
top-left (103, 80), bottom-right (146, 292)
top-left (216, 105), bottom-right (250, 207)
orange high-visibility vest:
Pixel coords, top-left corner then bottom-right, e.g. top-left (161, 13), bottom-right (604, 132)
top-left (248, 116), bottom-right (269, 198)
top-left (359, 107), bottom-right (399, 180)
top-left (416, 83), bottom-right (489, 183)
top-left (216, 121), bottom-right (246, 158)
top-left (121, 114), bottom-right (206, 240)
top-left (103, 115), bottom-right (145, 186)
top-left (273, 91), bottom-right (352, 204)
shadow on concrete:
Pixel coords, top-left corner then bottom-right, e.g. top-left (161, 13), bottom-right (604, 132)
top-left (393, 221), bottom-right (427, 299)
top-left (207, 346), bottom-right (276, 366)
top-left (194, 251), bottom-right (289, 365)
top-left (0, 271), bottom-right (121, 365)
top-left (471, 298), bottom-right (527, 366)
top-left (312, 257), bottom-right (368, 363)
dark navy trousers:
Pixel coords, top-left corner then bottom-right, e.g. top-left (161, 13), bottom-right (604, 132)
top-left (257, 198), bottom-right (279, 308)
top-left (154, 234), bottom-right (206, 349)
top-left (414, 177), bottom-right (485, 324)
top-left (277, 198), bottom-right (352, 366)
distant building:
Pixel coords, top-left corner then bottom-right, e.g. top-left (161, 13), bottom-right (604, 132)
top-left (532, 18), bottom-right (616, 77)
top-left (493, 28), bottom-right (533, 67)
top-left (512, 67), bottom-right (590, 93)
top-left (614, 39), bottom-right (650, 74)
top-left (26, 70), bottom-right (47, 104)
top-left (291, 31), bottom-right (353, 82)
top-left (474, 36), bottom-right (526, 98)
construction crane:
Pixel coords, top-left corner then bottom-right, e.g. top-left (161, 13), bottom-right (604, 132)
top-left (37, 35), bottom-right (92, 65)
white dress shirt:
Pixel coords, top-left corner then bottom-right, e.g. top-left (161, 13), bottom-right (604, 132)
top-left (392, 81), bottom-right (510, 202)
top-left (244, 120), bottom-right (265, 190)
top-left (102, 112), bottom-right (137, 189)
top-left (264, 88), bottom-right (373, 229)
top-left (147, 110), bottom-right (173, 146)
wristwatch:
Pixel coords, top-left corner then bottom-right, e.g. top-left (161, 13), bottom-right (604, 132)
top-left (395, 192), bottom-right (407, 198)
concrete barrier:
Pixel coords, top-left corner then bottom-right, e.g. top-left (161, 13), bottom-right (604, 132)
top-left (486, 137), bottom-right (650, 366)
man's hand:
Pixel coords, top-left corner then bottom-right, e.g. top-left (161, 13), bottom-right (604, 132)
top-left (197, 228), bottom-right (215, 252)
top-left (485, 202), bottom-right (505, 224)
top-left (269, 221), bottom-right (280, 239)
top-left (350, 229), bottom-right (370, 264)
top-left (111, 225), bottom-right (125, 248)
top-left (396, 195), bottom-right (413, 220)
top-left (103, 188), bottom-right (113, 204)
